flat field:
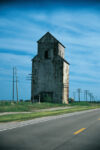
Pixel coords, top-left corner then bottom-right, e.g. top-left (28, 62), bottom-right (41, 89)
top-left (0, 101), bottom-right (100, 122)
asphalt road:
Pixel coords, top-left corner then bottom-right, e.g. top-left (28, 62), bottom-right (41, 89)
top-left (0, 109), bottom-right (100, 150)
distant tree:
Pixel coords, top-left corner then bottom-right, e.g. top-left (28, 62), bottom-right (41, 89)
top-left (68, 97), bottom-right (74, 103)
top-left (25, 100), bottom-right (30, 102)
top-left (20, 99), bottom-right (23, 102)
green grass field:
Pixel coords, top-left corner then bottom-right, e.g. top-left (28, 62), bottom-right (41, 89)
top-left (0, 105), bottom-right (100, 122)
top-left (0, 101), bottom-right (100, 122)
top-left (0, 101), bottom-right (100, 112)
top-left (0, 101), bottom-right (67, 112)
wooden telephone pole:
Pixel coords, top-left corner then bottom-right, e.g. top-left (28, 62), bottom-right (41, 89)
top-left (12, 67), bottom-right (19, 103)
top-left (73, 91), bottom-right (76, 101)
top-left (84, 90), bottom-right (88, 102)
top-left (12, 67), bottom-right (15, 102)
top-left (77, 88), bottom-right (81, 102)
top-left (15, 68), bottom-right (19, 103)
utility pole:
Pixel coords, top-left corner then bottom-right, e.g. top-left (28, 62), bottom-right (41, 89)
top-left (84, 91), bottom-right (85, 101)
top-left (84, 90), bottom-right (88, 102)
top-left (93, 96), bottom-right (95, 102)
top-left (27, 73), bottom-right (35, 103)
top-left (88, 92), bottom-right (92, 102)
top-left (90, 94), bottom-right (92, 102)
top-left (12, 67), bottom-right (15, 102)
top-left (77, 88), bottom-right (81, 102)
top-left (92, 95), bottom-right (94, 102)
top-left (15, 67), bottom-right (19, 103)
top-left (95, 96), bottom-right (97, 102)
top-left (39, 94), bottom-right (40, 104)
top-left (73, 91), bottom-right (76, 101)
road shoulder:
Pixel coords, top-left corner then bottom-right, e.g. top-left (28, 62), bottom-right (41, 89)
top-left (0, 108), bottom-right (100, 132)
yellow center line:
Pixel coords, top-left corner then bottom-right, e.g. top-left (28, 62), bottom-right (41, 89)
top-left (74, 128), bottom-right (86, 135)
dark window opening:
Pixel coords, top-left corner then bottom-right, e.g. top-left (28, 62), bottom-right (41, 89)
top-left (45, 51), bottom-right (49, 59)
top-left (34, 92), bottom-right (53, 103)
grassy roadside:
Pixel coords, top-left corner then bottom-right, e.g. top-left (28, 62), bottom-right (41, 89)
top-left (0, 101), bottom-right (98, 112)
top-left (0, 105), bottom-right (100, 122)
top-left (0, 101), bottom-right (67, 112)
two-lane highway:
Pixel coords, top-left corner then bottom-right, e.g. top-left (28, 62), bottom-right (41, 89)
top-left (0, 109), bottom-right (100, 150)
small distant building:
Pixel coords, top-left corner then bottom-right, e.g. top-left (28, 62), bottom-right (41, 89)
top-left (31, 32), bottom-right (69, 104)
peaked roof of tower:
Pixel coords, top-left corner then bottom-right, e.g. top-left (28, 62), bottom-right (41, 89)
top-left (37, 32), bottom-right (65, 48)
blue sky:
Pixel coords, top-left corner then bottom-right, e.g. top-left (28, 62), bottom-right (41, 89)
top-left (0, 0), bottom-right (100, 101)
